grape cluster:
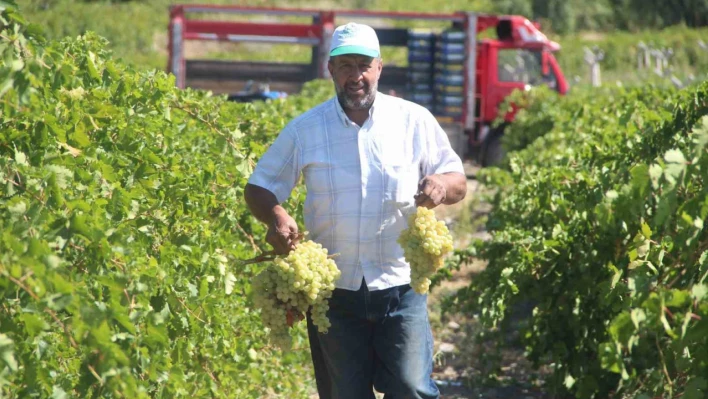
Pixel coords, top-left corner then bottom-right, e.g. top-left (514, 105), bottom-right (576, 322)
top-left (397, 206), bottom-right (454, 294)
top-left (252, 240), bottom-right (341, 350)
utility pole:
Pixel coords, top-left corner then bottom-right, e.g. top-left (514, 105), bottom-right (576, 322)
top-left (584, 46), bottom-right (604, 87)
top-left (637, 41), bottom-right (650, 70)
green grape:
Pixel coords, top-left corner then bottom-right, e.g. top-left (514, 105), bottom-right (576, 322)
top-left (397, 207), bottom-right (454, 294)
top-left (252, 240), bottom-right (341, 350)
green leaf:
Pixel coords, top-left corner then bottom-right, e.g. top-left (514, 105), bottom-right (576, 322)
top-left (0, 334), bottom-right (18, 372)
top-left (609, 312), bottom-right (634, 343)
top-left (691, 284), bottom-right (707, 301)
top-left (660, 313), bottom-right (676, 338)
top-left (630, 164), bottom-right (650, 198)
top-left (7, 198), bottom-right (27, 216)
top-left (113, 312), bottom-right (136, 335)
top-left (225, 272), bottom-right (236, 295)
top-left (0, 1), bottom-right (20, 12)
top-left (684, 377), bottom-right (707, 399)
top-left (0, 77), bottom-right (14, 98)
top-left (649, 164), bottom-right (663, 189)
top-left (664, 149), bottom-right (686, 164)
top-left (69, 122), bottom-right (91, 148)
top-left (630, 308), bottom-right (646, 328)
top-left (51, 386), bottom-right (68, 399)
top-left (86, 51), bottom-right (100, 80)
top-left (14, 150), bottom-right (28, 166)
top-left (665, 289), bottom-right (690, 308)
top-left (20, 313), bottom-right (48, 336)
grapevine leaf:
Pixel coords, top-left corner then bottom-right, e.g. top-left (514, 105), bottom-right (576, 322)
top-left (648, 164), bottom-right (663, 189)
top-left (664, 149), bottom-right (686, 164)
top-left (640, 223), bottom-right (652, 239)
top-left (14, 150), bottom-right (28, 166)
top-left (691, 284), bottom-right (707, 301)
top-left (50, 386), bottom-right (68, 399)
top-left (225, 272), bottom-right (236, 295)
top-left (0, 334), bottom-right (18, 372)
top-left (630, 308), bottom-right (646, 328)
top-left (665, 289), bottom-right (690, 308)
top-left (684, 377), bottom-right (707, 399)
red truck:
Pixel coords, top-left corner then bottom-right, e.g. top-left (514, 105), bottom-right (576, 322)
top-left (167, 5), bottom-right (569, 166)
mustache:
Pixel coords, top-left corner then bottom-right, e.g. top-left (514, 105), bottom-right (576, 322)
top-left (344, 82), bottom-right (368, 91)
top-left (334, 79), bottom-right (377, 110)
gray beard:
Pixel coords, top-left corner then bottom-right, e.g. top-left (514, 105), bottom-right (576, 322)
top-left (334, 80), bottom-right (378, 110)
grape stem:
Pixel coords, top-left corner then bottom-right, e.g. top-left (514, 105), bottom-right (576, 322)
top-left (239, 251), bottom-right (339, 266)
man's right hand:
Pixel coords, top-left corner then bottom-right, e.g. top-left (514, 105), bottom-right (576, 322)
top-left (286, 308), bottom-right (305, 327)
top-left (266, 209), bottom-right (300, 255)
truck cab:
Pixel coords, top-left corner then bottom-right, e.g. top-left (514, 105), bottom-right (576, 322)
top-left (471, 21), bottom-right (568, 164)
top-left (167, 5), bottom-right (569, 166)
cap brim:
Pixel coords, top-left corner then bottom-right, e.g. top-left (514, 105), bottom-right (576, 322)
top-left (329, 45), bottom-right (379, 58)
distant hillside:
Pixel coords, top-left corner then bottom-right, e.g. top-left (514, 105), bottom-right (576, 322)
top-left (21, 0), bottom-right (708, 88)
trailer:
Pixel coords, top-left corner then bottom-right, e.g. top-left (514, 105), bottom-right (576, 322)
top-left (167, 4), bottom-right (569, 166)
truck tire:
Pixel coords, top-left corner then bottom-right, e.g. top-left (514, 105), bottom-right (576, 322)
top-left (482, 130), bottom-right (505, 167)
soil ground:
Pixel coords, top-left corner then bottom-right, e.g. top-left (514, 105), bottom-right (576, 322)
top-left (425, 161), bottom-right (553, 399)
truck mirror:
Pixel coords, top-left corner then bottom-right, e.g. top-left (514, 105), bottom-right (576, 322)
top-left (542, 50), bottom-right (550, 76)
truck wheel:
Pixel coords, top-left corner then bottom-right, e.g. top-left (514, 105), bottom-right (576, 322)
top-left (482, 131), bottom-right (505, 167)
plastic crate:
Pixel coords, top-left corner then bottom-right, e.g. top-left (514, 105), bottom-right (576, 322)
top-left (435, 52), bottom-right (465, 63)
top-left (408, 30), bottom-right (436, 40)
top-left (407, 83), bottom-right (434, 93)
top-left (408, 52), bottom-right (435, 63)
top-left (440, 30), bottom-right (465, 42)
top-left (435, 95), bottom-right (464, 106)
top-left (408, 71), bottom-right (433, 84)
top-left (407, 39), bottom-right (434, 50)
top-left (408, 62), bottom-right (434, 73)
top-left (434, 105), bottom-right (463, 118)
top-left (435, 74), bottom-right (464, 86)
top-left (435, 85), bottom-right (464, 94)
top-left (436, 42), bottom-right (465, 53)
top-left (436, 63), bottom-right (464, 73)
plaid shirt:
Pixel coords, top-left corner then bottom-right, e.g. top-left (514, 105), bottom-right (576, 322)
top-left (248, 92), bottom-right (465, 291)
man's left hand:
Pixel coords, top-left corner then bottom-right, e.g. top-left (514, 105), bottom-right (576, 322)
top-left (414, 175), bottom-right (447, 209)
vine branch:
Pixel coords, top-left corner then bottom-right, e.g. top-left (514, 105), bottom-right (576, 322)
top-left (5, 271), bottom-right (79, 349)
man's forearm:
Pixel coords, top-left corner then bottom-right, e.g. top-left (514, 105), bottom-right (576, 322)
top-left (244, 183), bottom-right (287, 226)
top-left (439, 172), bottom-right (467, 205)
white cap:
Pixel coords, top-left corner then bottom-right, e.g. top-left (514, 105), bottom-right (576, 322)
top-left (329, 22), bottom-right (380, 58)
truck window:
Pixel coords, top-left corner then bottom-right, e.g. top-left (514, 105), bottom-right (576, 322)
top-left (497, 48), bottom-right (559, 90)
top-left (497, 49), bottom-right (542, 84)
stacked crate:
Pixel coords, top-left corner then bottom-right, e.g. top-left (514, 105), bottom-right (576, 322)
top-left (405, 30), bottom-right (436, 110)
top-left (433, 29), bottom-right (465, 121)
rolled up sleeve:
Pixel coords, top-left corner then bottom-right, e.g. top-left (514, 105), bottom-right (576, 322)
top-left (247, 124), bottom-right (301, 204)
top-left (420, 112), bottom-right (465, 177)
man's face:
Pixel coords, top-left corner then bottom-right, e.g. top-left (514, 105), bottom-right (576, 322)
top-left (328, 54), bottom-right (382, 110)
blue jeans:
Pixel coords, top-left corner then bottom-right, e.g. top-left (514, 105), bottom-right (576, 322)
top-left (307, 278), bottom-right (439, 399)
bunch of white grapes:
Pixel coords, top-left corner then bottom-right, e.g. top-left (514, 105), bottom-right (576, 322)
top-left (397, 206), bottom-right (454, 294)
top-left (252, 240), bottom-right (341, 350)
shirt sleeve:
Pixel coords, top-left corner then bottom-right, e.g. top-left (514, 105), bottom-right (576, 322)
top-left (420, 111), bottom-right (466, 177)
top-left (247, 124), bottom-right (301, 204)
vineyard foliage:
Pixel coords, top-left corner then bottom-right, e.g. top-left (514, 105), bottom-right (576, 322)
top-left (0, 2), bottom-right (335, 397)
top-left (457, 81), bottom-right (708, 398)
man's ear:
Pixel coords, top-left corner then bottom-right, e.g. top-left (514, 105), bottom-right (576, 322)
top-left (327, 58), bottom-right (335, 78)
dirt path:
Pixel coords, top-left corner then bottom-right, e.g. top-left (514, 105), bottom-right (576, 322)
top-left (427, 162), bottom-right (553, 399)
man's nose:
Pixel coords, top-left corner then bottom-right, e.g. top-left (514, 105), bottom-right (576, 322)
top-left (347, 66), bottom-right (364, 80)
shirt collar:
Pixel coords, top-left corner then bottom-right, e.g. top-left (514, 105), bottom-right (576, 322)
top-left (334, 91), bottom-right (382, 127)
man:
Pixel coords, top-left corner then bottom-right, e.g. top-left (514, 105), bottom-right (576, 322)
top-left (244, 22), bottom-right (467, 399)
